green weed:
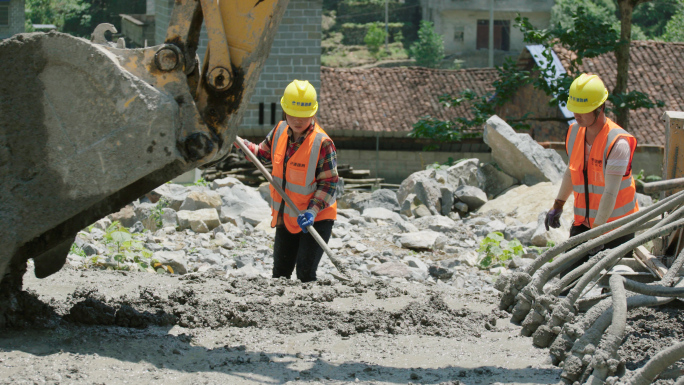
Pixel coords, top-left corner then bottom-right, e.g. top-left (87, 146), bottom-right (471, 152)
top-left (477, 232), bottom-right (524, 268)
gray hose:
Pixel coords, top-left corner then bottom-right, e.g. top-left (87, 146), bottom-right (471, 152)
top-left (565, 218), bottom-right (684, 305)
top-left (621, 341), bottom-right (684, 385)
top-left (543, 202), bottom-right (684, 296)
top-left (584, 274), bottom-right (628, 383)
top-left (500, 189), bottom-right (684, 315)
top-left (524, 189), bottom-right (684, 275)
top-left (531, 218), bottom-right (684, 349)
top-left (623, 277), bottom-right (684, 297)
top-left (559, 292), bottom-right (678, 383)
top-left (662, 246), bottom-right (684, 284)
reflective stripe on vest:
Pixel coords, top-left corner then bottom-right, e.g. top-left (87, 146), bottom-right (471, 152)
top-left (566, 118), bottom-right (639, 227)
top-left (573, 195), bottom-right (638, 219)
top-left (572, 177), bottom-right (634, 194)
top-left (269, 122), bottom-right (337, 233)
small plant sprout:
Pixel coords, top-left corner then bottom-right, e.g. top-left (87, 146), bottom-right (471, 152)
top-left (477, 232), bottom-right (524, 269)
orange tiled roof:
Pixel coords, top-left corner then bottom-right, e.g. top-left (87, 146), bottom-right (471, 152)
top-left (553, 41), bottom-right (684, 147)
top-left (318, 66), bottom-right (498, 134)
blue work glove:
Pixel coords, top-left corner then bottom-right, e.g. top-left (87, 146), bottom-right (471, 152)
top-left (544, 199), bottom-right (565, 231)
top-left (297, 211), bottom-right (315, 233)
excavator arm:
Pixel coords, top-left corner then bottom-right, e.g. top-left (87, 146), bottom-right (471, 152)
top-left (0, 0), bottom-right (289, 326)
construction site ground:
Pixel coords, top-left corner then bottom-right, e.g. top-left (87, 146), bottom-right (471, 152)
top-left (1, 264), bottom-right (681, 384)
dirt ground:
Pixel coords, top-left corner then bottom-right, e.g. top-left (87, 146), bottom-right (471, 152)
top-left (2, 264), bottom-right (682, 384)
top-left (1, 264), bottom-right (563, 385)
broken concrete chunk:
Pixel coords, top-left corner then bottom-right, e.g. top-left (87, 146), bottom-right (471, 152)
top-left (153, 250), bottom-right (188, 275)
top-left (413, 215), bottom-right (457, 232)
top-left (153, 183), bottom-right (191, 211)
top-left (483, 115), bottom-right (565, 185)
top-left (447, 158), bottom-right (485, 189)
top-left (177, 209), bottom-right (221, 232)
top-left (161, 208), bottom-right (178, 228)
top-left (179, 191), bottom-right (222, 211)
top-left (211, 176), bottom-right (243, 190)
top-left (454, 185), bottom-right (488, 210)
top-left (393, 230), bottom-right (444, 250)
top-left (239, 207), bottom-right (272, 226)
top-left (480, 163), bottom-right (519, 198)
top-left (413, 204), bottom-right (432, 218)
top-left (370, 262), bottom-right (414, 279)
top-left (109, 205), bottom-right (137, 228)
top-left (362, 207), bottom-right (403, 223)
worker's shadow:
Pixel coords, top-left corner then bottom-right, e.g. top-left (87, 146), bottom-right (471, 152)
top-left (0, 298), bottom-right (560, 384)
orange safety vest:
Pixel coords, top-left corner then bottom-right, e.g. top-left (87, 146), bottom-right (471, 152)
top-left (270, 121), bottom-right (337, 233)
top-left (565, 118), bottom-right (639, 228)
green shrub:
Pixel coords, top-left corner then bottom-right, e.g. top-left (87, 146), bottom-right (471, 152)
top-left (409, 20), bottom-right (444, 68)
top-left (364, 22), bottom-right (387, 55)
top-left (477, 232), bottom-right (524, 268)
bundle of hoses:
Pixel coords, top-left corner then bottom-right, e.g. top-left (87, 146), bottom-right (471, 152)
top-left (491, 189), bottom-right (684, 384)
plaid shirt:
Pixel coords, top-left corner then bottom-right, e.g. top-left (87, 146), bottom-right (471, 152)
top-left (242, 121), bottom-right (338, 216)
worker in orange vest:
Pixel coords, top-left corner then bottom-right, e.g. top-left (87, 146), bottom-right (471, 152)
top-left (545, 73), bottom-right (639, 274)
top-left (240, 80), bottom-right (338, 282)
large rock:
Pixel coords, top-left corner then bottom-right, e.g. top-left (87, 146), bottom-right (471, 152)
top-left (339, 189), bottom-right (400, 213)
top-left (211, 177), bottom-right (243, 190)
top-left (477, 182), bottom-right (574, 226)
top-left (153, 250), bottom-right (188, 275)
top-left (413, 216), bottom-right (457, 232)
top-left (109, 205), bottom-right (137, 228)
top-left (179, 191), bottom-right (222, 211)
top-left (177, 209), bottom-right (221, 232)
top-left (504, 223), bottom-right (537, 244)
top-left (153, 184), bottom-right (191, 211)
top-left (240, 207), bottom-right (272, 226)
top-left (447, 159), bottom-right (485, 189)
top-left (454, 186), bottom-right (488, 210)
top-left (393, 231), bottom-right (446, 251)
top-left (483, 115), bottom-right (565, 185)
top-left (218, 184), bottom-right (269, 217)
top-left (480, 163), bottom-right (519, 198)
top-left (397, 169), bottom-right (448, 216)
top-left (370, 262), bottom-right (414, 279)
top-left (362, 207), bottom-right (403, 223)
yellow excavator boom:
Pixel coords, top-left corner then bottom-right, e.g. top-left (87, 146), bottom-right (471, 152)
top-left (0, 0), bottom-right (290, 327)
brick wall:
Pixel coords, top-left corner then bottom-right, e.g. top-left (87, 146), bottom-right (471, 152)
top-left (154, 0), bottom-right (322, 137)
top-left (0, 0), bottom-right (25, 40)
top-left (240, 0), bottom-right (322, 136)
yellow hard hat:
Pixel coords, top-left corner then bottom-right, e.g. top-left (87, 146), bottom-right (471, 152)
top-left (280, 79), bottom-right (318, 118)
top-left (566, 73), bottom-right (609, 114)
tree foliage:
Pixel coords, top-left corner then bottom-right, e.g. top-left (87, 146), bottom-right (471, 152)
top-left (410, 6), bottom-right (664, 143)
top-left (25, 0), bottom-right (145, 37)
top-left (364, 22), bottom-right (387, 56)
top-left (662, 5), bottom-right (684, 41)
top-left (409, 20), bottom-right (444, 68)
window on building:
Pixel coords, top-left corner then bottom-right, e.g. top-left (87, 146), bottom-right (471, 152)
top-left (454, 27), bottom-right (464, 42)
top-left (0, 4), bottom-right (9, 27)
top-left (476, 20), bottom-right (510, 51)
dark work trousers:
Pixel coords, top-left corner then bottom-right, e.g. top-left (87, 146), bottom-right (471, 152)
top-left (272, 220), bottom-right (334, 283)
top-left (559, 224), bottom-right (635, 278)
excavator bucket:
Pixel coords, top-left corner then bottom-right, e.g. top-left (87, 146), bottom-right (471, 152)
top-left (0, 32), bottom-right (188, 289)
top-left (0, 0), bottom-right (289, 327)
